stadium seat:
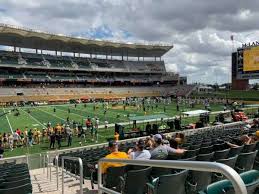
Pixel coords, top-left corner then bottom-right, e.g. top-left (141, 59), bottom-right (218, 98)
top-left (119, 166), bottom-right (152, 194)
top-left (212, 149), bottom-right (230, 161)
top-left (0, 183), bottom-right (32, 194)
top-left (103, 166), bottom-right (126, 191)
top-left (196, 152), bottom-right (215, 161)
top-left (199, 170), bottom-right (259, 194)
top-left (147, 170), bottom-right (188, 194)
top-left (228, 145), bottom-right (244, 157)
top-left (199, 145), bottom-right (214, 154)
top-left (235, 150), bottom-right (258, 173)
top-left (182, 148), bottom-right (200, 159)
top-left (242, 143), bottom-right (257, 153)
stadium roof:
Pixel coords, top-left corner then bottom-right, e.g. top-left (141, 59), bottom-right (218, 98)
top-left (0, 24), bottom-right (173, 57)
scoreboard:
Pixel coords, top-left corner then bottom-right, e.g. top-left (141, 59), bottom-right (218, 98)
top-left (234, 45), bottom-right (259, 79)
top-left (243, 47), bottom-right (259, 72)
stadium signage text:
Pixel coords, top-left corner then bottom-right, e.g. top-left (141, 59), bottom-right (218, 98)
top-left (242, 41), bottom-right (259, 48)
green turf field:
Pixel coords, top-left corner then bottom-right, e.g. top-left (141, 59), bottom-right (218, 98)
top-left (0, 102), bottom-right (224, 133)
top-left (0, 101), bottom-right (234, 158)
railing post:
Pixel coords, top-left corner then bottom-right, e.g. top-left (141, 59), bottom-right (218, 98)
top-left (56, 155), bottom-right (59, 190)
top-left (79, 158), bottom-right (83, 194)
top-left (61, 156), bottom-right (83, 194)
top-left (62, 157), bottom-right (64, 194)
top-left (43, 154), bottom-right (45, 173)
top-left (98, 161), bottom-right (102, 194)
top-left (39, 153), bottom-right (42, 169)
top-left (46, 154), bottom-right (49, 178)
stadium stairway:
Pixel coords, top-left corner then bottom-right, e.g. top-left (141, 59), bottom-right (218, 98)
top-left (30, 166), bottom-right (98, 194)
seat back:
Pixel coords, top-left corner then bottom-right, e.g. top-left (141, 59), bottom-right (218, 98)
top-left (216, 155), bottom-right (238, 169)
top-left (154, 170), bottom-right (188, 194)
top-left (199, 145), bottom-right (214, 154)
top-left (242, 143), bottom-right (256, 153)
top-left (236, 150), bottom-right (258, 172)
top-left (240, 170), bottom-right (259, 194)
top-left (197, 152), bottom-right (214, 161)
top-left (124, 167), bottom-right (152, 194)
top-left (183, 148), bottom-right (200, 159)
top-left (228, 145), bottom-right (244, 157)
top-left (0, 183), bottom-right (32, 194)
top-left (213, 149), bottom-right (230, 161)
top-left (105, 166), bottom-right (126, 189)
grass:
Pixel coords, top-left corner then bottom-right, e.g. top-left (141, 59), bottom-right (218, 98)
top-left (0, 101), bottom-right (235, 158)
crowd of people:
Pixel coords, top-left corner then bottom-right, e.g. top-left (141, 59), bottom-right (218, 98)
top-left (101, 120), bottom-right (259, 174)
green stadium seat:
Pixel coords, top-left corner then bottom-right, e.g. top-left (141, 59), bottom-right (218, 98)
top-left (147, 170), bottom-right (188, 194)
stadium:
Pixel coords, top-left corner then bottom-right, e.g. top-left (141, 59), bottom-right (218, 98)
top-left (0, 4), bottom-right (259, 194)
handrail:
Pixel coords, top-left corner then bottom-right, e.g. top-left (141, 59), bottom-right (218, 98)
top-left (61, 156), bottom-right (83, 194)
top-left (98, 159), bottom-right (247, 194)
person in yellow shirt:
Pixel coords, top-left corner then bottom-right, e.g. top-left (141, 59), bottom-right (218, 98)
top-left (101, 141), bottom-right (129, 174)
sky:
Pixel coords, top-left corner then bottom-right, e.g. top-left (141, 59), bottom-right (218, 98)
top-left (0, 0), bottom-right (258, 84)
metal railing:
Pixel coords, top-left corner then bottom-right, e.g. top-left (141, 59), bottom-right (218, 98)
top-left (98, 159), bottom-right (247, 194)
top-left (61, 156), bottom-right (83, 194)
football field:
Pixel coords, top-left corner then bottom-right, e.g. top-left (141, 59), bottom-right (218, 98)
top-left (0, 102), bottom-right (225, 133)
top-left (0, 101), bottom-right (228, 158)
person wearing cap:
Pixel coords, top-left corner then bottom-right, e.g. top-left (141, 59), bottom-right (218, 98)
top-left (128, 139), bottom-right (151, 160)
top-left (101, 140), bottom-right (129, 174)
top-left (150, 134), bottom-right (185, 160)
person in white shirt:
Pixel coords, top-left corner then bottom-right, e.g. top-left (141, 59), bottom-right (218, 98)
top-left (128, 139), bottom-right (151, 160)
top-left (13, 131), bottom-right (20, 148)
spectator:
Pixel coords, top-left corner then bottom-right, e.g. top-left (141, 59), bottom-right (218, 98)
top-left (128, 139), bottom-right (151, 160)
top-left (144, 137), bottom-right (155, 150)
top-left (104, 120), bottom-right (108, 129)
top-left (150, 134), bottom-right (185, 160)
top-left (2, 133), bottom-right (7, 148)
top-left (13, 131), bottom-right (20, 148)
top-left (56, 132), bottom-right (62, 149)
top-left (0, 143), bottom-right (4, 158)
top-left (145, 122), bottom-right (152, 135)
top-left (67, 125), bottom-right (72, 147)
top-left (8, 133), bottom-right (13, 151)
top-left (169, 139), bottom-right (179, 149)
top-left (49, 132), bottom-right (56, 149)
top-left (114, 132), bottom-right (119, 142)
top-left (28, 129), bottom-right (33, 146)
top-left (101, 140), bottom-right (129, 174)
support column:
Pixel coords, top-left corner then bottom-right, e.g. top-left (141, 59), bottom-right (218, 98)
top-left (55, 50), bottom-right (57, 56)
top-left (14, 46), bottom-right (16, 52)
top-left (41, 50), bottom-right (43, 54)
top-left (73, 52), bottom-right (75, 57)
top-left (19, 47), bottom-right (21, 52)
top-left (36, 49), bottom-right (38, 54)
top-left (155, 56), bottom-right (156, 61)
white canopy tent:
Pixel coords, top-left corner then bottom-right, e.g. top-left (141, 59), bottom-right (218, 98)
top-left (182, 110), bottom-right (210, 116)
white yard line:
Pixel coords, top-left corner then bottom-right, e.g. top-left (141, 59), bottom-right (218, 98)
top-left (3, 108), bottom-right (13, 133)
top-left (36, 107), bottom-right (65, 121)
top-left (55, 107), bottom-right (87, 119)
top-left (20, 108), bottom-right (46, 128)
